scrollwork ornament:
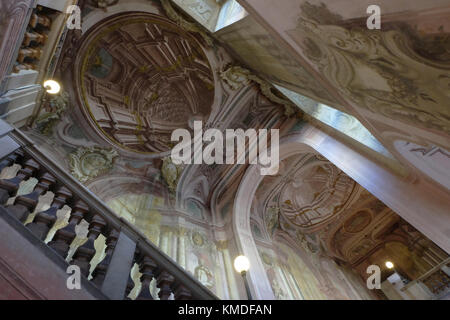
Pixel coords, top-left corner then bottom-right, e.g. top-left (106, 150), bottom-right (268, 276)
top-left (69, 146), bottom-right (118, 182)
top-left (35, 91), bottom-right (70, 135)
top-left (220, 65), bottom-right (297, 116)
top-left (293, 3), bottom-right (450, 134)
top-left (160, 0), bottom-right (214, 47)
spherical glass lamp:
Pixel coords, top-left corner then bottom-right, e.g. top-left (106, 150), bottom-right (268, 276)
top-left (43, 80), bottom-right (61, 94)
top-left (234, 255), bottom-right (250, 274)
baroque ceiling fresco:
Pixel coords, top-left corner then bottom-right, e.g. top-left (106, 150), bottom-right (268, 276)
top-left (17, 0), bottom-right (449, 299)
top-left (215, 14), bottom-right (338, 107)
top-left (287, 1), bottom-right (450, 140)
top-left (73, 12), bottom-right (214, 154)
top-left (222, 0), bottom-right (450, 189)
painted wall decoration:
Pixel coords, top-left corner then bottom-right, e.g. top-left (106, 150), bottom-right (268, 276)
top-left (255, 240), bottom-right (373, 300)
top-left (220, 65), bottom-right (296, 116)
top-left (394, 140), bottom-right (450, 190)
top-left (215, 14), bottom-right (337, 107)
top-left (286, 1), bottom-right (450, 142)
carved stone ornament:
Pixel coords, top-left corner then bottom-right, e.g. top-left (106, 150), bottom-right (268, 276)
top-left (69, 146), bottom-right (118, 183)
top-left (220, 65), bottom-right (297, 116)
top-left (161, 156), bottom-right (184, 193)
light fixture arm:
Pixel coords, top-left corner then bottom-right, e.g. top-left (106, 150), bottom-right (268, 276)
top-left (240, 270), bottom-right (253, 300)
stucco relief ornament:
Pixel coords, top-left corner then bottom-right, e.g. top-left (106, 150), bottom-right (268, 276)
top-left (220, 65), bottom-right (297, 116)
top-left (160, 0), bottom-right (214, 47)
top-left (69, 146), bottom-right (118, 183)
top-left (161, 156), bottom-right (184, 193)
top-left (220, 66), bottom-right (251, 90)
top-left (35, 91), bottom-right (69, 135)
top-left (195, 265), bottom-right (214, 289)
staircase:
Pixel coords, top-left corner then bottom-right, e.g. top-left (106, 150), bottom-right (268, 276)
top-left (400, 233), bottom-right (450, 300)
top-left (0, 119), bottom-right (218, 300)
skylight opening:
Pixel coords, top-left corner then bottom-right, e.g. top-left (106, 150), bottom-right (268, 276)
top-left (171, 0), bottom-right (247, 33)
top-left (274, 84), bottom-right (394, 160)
top-left (215, 0), bottom-right (248, 31)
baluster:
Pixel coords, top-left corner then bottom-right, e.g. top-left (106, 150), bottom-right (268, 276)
top-left (0, 149), bottom-right (24, 174)
top-left (172, 283), bottom-right (192, 300)
top-left (124, 273), bottom-right (135, 300)
top-left (70, 214), bottom-right (106, 277)
top-left (156, 270), bottom-right (175, 300)
top-left (124, 249), bottom-right (140, 300)
top-left (91, 229), bottom-right (119, 287)
top-left (17, 48), bottom-right (42, 63)
top-left (0, 158), bottom-right (39, 205)
top-left (136, 256), bottom-right (158, 300)
top-left (6, 172), bottom-right (55, 222)
top-left (23, 31), bottom-right (47, 46)
top-left (29, 13), bottom-right (52, 28)
top-left (48, 200), bottom-right (88, 258)
top-left (27, 186), bottom-right (72, 240)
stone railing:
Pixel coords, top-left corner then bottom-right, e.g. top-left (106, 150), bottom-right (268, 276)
top-left (401, 257), bottom-right (450, 299)
top-left (0, 122), bottom-right (218, 300)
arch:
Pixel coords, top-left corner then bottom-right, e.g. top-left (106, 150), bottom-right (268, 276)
top-left (233, 123), bottom-right (450, 298)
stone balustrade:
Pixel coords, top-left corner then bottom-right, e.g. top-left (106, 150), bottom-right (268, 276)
top-left (402, 257), bottom-right (450, 298)
top-left (0, 122), bottom-right (218, 300)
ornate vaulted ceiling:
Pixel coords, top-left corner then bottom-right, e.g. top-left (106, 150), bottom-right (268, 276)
top-left (13, 0), bottom-right (447, 299)
top-left (218, 0), bottom-right (450, 179)
top-left (250, 152), bottom-right (445, 272)
top-left (74, 13), bottom-right (214, 154)
top-left (256, 153), bottom-right (359, 233)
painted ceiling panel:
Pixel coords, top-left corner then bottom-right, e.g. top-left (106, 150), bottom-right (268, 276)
top-left (215, 14), bottom-right (338, 107)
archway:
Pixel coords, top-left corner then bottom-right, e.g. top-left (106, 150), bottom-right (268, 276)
top-left (233, 123), bottom-right (450, 298)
